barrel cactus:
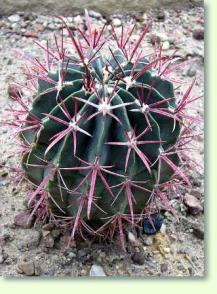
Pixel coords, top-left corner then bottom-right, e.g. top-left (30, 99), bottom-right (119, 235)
top-left (10, 12), bottom-right (196, 247)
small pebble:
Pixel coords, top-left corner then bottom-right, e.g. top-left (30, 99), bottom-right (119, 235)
top-left (128, 232), bottom-right (137, 244)
top-left (88, 10), bottom-right (102, 19)
top-left (192, 224), bottom-right (204, 240)
top-left (193, 29), bottom-right (204, 40)
top-left (160, 223), bottom-right (167, 234)
top-left (16, 258), bottom-right (35, 276)
top-left (22, 31), bottom-right (38, 38)
top-left (162, 41), bottom-right (170, 51)
top-left (143, 236), bottom-right (153, 246)
top-left (160, 262), bottom-right (168, 273)
top-left (112, 18), bottom-right (122, 27)
top-left (187, 67), bottom-right (196, 77)
top-left (14, 211), bottom-right (34, 228)
top-left (190, 189), bottom-right (201, 198)
top-left (150, 34), bottom-right (161, 45)
top-left (77, 249), bottom-right (86, 259)
top-left (188, 267), bottom-right (194, 275)
top-left (8, 14), bottom-right (21, 23)
top-left (89, 264), bottom-right (106, 277)
top-left (184, 194), bottom-right (203, 215)
top-left (157, 10), bottom-right (165, 21)
top-left (164, 247), bottom-right (170, 254)
top-left (131, 252), bottom-right (145, 265)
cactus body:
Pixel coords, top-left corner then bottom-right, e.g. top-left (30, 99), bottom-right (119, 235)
top-left (11, 14), bottom-right (195, 243)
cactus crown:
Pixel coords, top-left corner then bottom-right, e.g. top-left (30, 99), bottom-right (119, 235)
top-left (10, 12), bottom-right (197, 247)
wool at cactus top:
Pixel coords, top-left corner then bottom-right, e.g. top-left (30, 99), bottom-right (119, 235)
top-left (10, 12), bottom-right (197, 247)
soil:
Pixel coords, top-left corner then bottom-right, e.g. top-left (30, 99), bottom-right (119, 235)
top-left (0, 7), bottom-right (204, 277)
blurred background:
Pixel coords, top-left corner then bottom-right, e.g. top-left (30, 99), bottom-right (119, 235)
top-left (0, 0), bottom-right (203, 16)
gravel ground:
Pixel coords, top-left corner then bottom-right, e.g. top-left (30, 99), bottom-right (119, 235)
top-left (0, 7), bottom-right (204, 277)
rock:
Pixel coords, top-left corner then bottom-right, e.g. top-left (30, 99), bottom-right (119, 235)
top-left (112, 18), bottom-right (122, 27)
top-left (160, 223), bottom-right (167, 234)
top-left (187, 67), bottom-right (196, 77)
top-left (88, 10), bottom-right (102, 19)
top-left (143, 236), bottom-right (153, 246)
top-left (14, 211), bottom-right (34, 228)
top-left (22, 31), bottom-right (38, 38)
top-left (192, 224), bottom-right (204, 240)
top-left (160, 262), bottom-right (168, 273)
top-left (184, 194), bottom-right (203, 215)
top-left (8, 14), bottom-right (21, 23)
top-left (143, 214), bottom-right (163, 235)
top-left (162, 41), bottom-right (170, 51)
top-left (190, 189), bottom-right (201, 198)
top-left (16, 258), bottom-right (35, 276)
top-left (192, 178), bottom-right (202, 188)
top-left (0, 169), bottom-right (8, 178)
top-left (27, 231), bottom-right (41, 247)
top-left (42, 230), bottom-right (50, 238)
top-left (193, 29), bottom-right (204, 40)
top-left (150, 34), bottom-right (161, 45)
top-left (188, 267), bottom-right (194, 275)
top-left (164, 247), bottom-right (170, 253)
top-left (128, 232), bottom-right (137, 244)
top-left (131, 252), bottom-right (145, 265)
top-left (33, 23), bottom-right (45, 33)
top-left (89, 264), bottom-right (106, 277)
top-left (67, 252), bottom-right (76, 259)
top-left (157, 10), bottom-right (165, 21)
